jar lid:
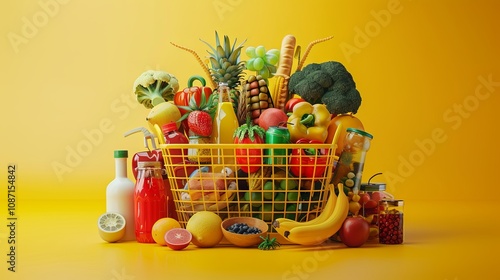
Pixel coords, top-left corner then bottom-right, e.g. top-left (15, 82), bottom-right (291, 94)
top-left (346, 128), bottom-right (373, 139)
top-left (380, 199), bottom-right (404, 206)
top-left (138, 161), bottom-right (162, 168)
top-left (360, 182), bottom-right (386, 192)
top-left (114, 150), bottom-right (128, 158)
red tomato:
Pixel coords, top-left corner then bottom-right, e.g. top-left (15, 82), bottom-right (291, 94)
top-left (364, 200), bottom-right (378, 209)
top-left (371, 192), bottom-right (385, 202)
top-left (339, 216), bottom-right (370, 247)
top-left (359, 193), bottom-right (371, 205)
top-left (284, 97), bottom-right (305, 113)
top-left (164, 228), bottom-right (192, 250)
top-left (234, 135), bottom-right (264, 174)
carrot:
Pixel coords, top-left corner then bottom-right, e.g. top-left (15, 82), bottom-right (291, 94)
top-left (275, 35), bottom-right (296, 78)
top-left (296, 35), bottom-right (334, 71)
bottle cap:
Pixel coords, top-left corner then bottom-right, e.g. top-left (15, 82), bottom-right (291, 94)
top-left (346, 128), bottom-right (373, 139)
top-left (114, 150), bottom-right (128, 158)
top-left (360, 182), bottom-right (386, 192)
top-left (161, 122), bottom-right (178, 134)
top-left (380, 199), bottom-right (404, 206)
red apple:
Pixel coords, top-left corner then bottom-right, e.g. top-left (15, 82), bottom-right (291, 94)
top-left (258, 108), bottom-right (289, 131)
top-left (339, 216), bottom-right (370, 247)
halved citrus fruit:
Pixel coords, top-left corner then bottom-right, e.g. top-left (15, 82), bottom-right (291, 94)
top-left (164, 228), bottom-right (192, 250)
top-left (152, 218), bottom-right (181, 246)
top-left (98, 212), bottom-right (126, 243)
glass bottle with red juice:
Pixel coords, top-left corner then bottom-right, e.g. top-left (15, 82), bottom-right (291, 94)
top-left (134, 161), bottom-right (166, 243)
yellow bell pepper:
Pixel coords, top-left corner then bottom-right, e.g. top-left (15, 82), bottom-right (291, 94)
top-left (287, 102), bottom-right (331, 143)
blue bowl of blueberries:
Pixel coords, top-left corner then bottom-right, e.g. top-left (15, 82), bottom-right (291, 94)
top-left (221, 217), bottom-right (269, 247)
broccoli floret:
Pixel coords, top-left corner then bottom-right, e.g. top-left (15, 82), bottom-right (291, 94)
top-left (322, 88), bottom-right (361, 114)
top-left (133, 70), bottom-right (179, 108)
top-left (292, 78), bottom-right (324, 104)
top-left (288, 70), bottom-right (306, 90)
top-left (312, 70), bottom-right (333, 88)
top-left (289, 61), bottom-right (361, 115)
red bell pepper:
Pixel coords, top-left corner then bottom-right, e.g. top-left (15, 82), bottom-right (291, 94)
top-left (174, 75), bottom-right (213, 116)
top-left (289, 138), bottom-right (328, 178)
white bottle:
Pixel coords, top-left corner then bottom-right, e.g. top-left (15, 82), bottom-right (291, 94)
top-left (106, 150), bottom-right (135, 241)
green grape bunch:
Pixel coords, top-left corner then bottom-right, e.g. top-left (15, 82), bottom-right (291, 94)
top-left (245, 45), bottom-right (280, 80)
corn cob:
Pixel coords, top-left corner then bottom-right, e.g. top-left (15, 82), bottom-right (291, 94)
top-left (245, 75), bottom-right (273, 124)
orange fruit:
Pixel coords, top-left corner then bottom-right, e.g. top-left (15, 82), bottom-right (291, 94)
top-left (151, 218), bottom-right (181, 246)
top-left (326, 114), bottom-right (364, 156)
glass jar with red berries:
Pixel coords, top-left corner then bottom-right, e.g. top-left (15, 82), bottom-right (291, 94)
top-left (378, 199), bottom-right (404, 244)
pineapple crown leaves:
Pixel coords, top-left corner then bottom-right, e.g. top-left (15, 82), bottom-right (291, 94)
top-left (177, 91), bottom-right (214, 122)
top-left (200, 31), bottom-right (247, 88)
top-left (200, 31), bottom-right (247, 64)
top-left (233, 116), bottom-right (265, 142)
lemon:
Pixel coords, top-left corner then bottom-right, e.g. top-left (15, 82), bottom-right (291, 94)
top-left (151, 218), bottom-right (181, 246)
top-left (97, 212), bottom-right (126, 243)
top-left (186, 211), bottom-right (223, 248)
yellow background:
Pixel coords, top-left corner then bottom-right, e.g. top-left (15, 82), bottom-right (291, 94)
top-left (1, 0), bottom-right (499, 279)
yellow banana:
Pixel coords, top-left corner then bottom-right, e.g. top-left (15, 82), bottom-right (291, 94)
top-left (248, 166), bottom-right (272, 190)
top-left (207, 190), bottom-right (236, 211)
top-left (273, 184), bottom-right (336, 236)
top-left (284, 183), bottom-right (349, 245)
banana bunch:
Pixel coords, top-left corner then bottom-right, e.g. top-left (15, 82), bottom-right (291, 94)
top-left (179, 182), bottom-right (237, 213)
top-left (247, 166), bottom-right (273, 190)
top-left (273, 183), bottom-right (349, 245)
top-left (239, 166), bottom-right (272, 213)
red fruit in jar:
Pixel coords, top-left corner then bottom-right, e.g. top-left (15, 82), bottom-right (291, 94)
top-left (258, 108), bottom-right (288, 131)
top-left (378, 213), bottom-right (403, 244)
top-left (359, 193), bottom-right (371, 204)
top-left (164, 228), bottom-right (192, 250)
top-left (339, 216), bottom-right (370, 247)
top-left (371, 192), bottom-right (385, 202)
top-left (364, 200), bottom-right (378, 209)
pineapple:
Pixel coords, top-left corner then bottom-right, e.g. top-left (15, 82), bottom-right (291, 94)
top-left (201, 31), bottom-right (247, 122)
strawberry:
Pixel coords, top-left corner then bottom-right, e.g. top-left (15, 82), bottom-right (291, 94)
top-left (187, 111), bottom-right (213, 137)
top-left (177, 90), bottom-right (214, 136)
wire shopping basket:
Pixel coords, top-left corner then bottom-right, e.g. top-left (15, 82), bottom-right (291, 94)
top-left (154, 124), bottom-right (341, 243)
